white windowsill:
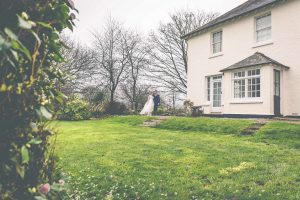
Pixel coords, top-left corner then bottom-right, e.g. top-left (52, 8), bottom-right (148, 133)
top-left (230, 99), bottom-right (263, 104)
top-left (202, 102), bottom-right (211, 106)
top-left (252, 40), bottom-right (273, 48)
top-left (209, 52), bottom-right (223, 59)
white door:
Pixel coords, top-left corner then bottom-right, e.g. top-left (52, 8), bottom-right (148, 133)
top-left (212, 79), bottom-right (222, 113)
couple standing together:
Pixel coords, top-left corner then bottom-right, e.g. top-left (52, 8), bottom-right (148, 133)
top-left (140, 90), bottom-right (160, 116)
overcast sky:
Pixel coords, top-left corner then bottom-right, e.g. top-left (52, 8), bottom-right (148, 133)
top-left (68, 0), bottom-right (247, 45)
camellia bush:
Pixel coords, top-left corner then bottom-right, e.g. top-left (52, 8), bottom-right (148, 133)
top-left (0, 0), bottom-right (76, 199)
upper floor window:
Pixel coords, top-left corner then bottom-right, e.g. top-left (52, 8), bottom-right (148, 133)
top-left (211, 31), bottom-right (222, 54)
top-left (256, 13), bottom-right (271, 43)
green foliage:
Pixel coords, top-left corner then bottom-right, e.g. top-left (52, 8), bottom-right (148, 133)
top-left (88, 90), bottom-right (108, 117)
top-left (156, 107), bottom-right (186, 116)
top-left (91, 91), bottom-right (106, 104)
top-left (54, 117), bottom-right (300, 199)
top-left (58, 97), bottom-right (91, 121)
top-left (157, 117), bottom-right (254, 134)
top-left (0, 0), bottom-right (76, 199)
top-left (103, 101), bottom-right (128, 115)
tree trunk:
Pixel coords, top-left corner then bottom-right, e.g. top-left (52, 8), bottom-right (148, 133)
top-left (132, 80), bottom-right (137, 111)
top-left (110, 90), bottom-right (114, 103)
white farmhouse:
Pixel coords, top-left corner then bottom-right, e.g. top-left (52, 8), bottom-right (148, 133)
top-left (183, 0), bottom-right (300, 117)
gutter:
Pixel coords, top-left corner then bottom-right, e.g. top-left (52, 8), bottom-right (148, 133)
top-left (181, 0), bottom-right (285, 40)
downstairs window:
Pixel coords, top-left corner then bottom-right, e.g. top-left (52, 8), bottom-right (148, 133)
top-left (232, 68), bottom-right (261, 99)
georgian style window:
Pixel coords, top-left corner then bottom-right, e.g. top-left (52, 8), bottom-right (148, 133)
top-left (232, 68), bottom-right (261, 99)
top-left (247, 69), bottom-right (261, 98)
top-left (256, 13), bottom-right (271, 43)
top-left (211, 31), bottom-right (222, 54)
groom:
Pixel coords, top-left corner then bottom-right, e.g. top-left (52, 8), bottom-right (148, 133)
top-left (153, 90), bottom-right (160, 116)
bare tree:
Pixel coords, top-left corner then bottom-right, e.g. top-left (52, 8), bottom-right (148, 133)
top-left (58, 37), bottom-right (95, 95)
top-left (92, 18), bottom-right (128, 103)
top-left (149, 10), bottom-right (219, 95)
top-left (122, 85), bottom-right (151, 111)
top-left (121, 30), bottom-right (149, 111)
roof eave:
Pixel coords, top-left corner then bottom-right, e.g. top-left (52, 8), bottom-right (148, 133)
top-left (220, 62), bottom-right (290, 72)
top-left (181, 0), bottom-right (284, 40)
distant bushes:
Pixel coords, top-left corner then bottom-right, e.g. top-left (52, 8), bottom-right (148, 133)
top-left (156, 107), bottom-right (186, 116)
top-left (58, 96), bottom-right (128, 120)
top-left (58, 98), bottom-right (91, 121)
top-left (103, 101), bottom-right (128, 115)
top-left (90, 101), bottom-right (128, 117)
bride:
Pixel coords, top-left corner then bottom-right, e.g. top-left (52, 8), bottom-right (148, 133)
top-left (140, 91), bottom-right (154, 116)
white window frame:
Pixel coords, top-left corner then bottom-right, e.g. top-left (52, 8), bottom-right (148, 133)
top-left (211, 30), bottom-right (223, 55)
top-left (206, 77), bottom-right (211, 102)
top-left (206, 75), bottom-right (223, 103)
top-left (255, 13), bottom-right (272, 44)
top-left (231, 67), bottom-right (262, 102)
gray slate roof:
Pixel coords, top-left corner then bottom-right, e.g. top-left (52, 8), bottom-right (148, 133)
top-left (220, 52), bottom-right (289, 72)
top-left (182, 0), bottom-right (283, 39)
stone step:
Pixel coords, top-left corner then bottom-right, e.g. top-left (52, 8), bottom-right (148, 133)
top-left (240, 122), bottom-right (266, 136)
top-left (141, 116), bottom-right (170, 127)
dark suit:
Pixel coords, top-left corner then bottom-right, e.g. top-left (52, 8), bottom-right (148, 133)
top-left (153, 94), bottom-right (160, 115)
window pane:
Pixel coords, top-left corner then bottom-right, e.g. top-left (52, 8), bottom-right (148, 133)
top-left (248, 69), bottom-right (261, 77)
top-left (256, 69), bottom-right (260, 75)
top-left (213, 32), bottom-right (221, 43)
top-left (248, 77), bottom-right (261, 98)
top-left (207, 77), bottom-right (211, 101)
top-left (235, 71), bottom-right (246, 78)
top-left (256, 14), bottom-right (271, 42)
top-left (257, 91), bottom-right (261, 97)
top-left (256, 15), bottom-right (271, 30)
top-left (234, 79), bottom-right (246, 98)
top-left (233, 69), bottom-right (261, 99)
top-left (213, 43), bottom-right (221, 54)
top-left (212, 31), bottom-right (222, 53)
top-left (275, 84), bottom-right (280, 96)
top-left (257, 28), bottom-right (271, 42)
top-left (274, 71), bottom-right (280, 96)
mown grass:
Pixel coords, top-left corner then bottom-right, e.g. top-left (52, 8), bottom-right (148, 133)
top-left (156, 117), bottom-right (254, 134)
top-left (252, 122), bottom-right (300, 149)
top-left (54, 116), bottom-right (300, 200)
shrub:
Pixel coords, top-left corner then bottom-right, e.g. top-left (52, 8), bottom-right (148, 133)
top-left (0, 0), bottom-right (76, 199)
top-left (58, 98), bottom-right (91, 121)
top-left (88, 90), bottom-right (108, 117)
top-left (156, 107), bottom-right (186, 116)
top-left (183, 100), bottom-right (194, 116)
top-left (104, 101), bottom-right (128, 115)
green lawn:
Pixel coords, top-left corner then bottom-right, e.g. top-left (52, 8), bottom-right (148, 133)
top-left (53, 116), bottom-right (300, 200)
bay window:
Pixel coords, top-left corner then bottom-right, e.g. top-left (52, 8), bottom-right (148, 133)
top-left (232, 68), bottom-right (261, 99)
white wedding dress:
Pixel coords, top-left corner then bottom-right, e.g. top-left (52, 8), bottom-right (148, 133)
top-left (140, 95), bottom-right (154, 116)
